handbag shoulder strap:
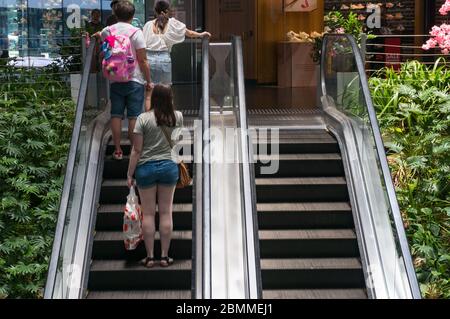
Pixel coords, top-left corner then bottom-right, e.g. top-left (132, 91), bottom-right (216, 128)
top-left (160, 125), bottom-right (174, 149)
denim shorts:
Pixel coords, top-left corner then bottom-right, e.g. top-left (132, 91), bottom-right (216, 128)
top-left (110, 81), bottom-right (144, 119)
top-left (147, 51), bottom-right (172, 85)
top-left (135, 160), bottom-right (179, 189)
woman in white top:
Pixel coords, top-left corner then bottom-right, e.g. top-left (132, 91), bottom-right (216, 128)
top-left (143, 1), bottom-right (211, 106)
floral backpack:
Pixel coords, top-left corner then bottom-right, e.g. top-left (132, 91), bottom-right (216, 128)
top-left (101, 25), bottom-right (138, 82)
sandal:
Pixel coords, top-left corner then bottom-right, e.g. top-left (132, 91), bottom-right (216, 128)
top-left (160, 256), bottom-right (174, 268)
top-left (140, 257), bottom-right (156, 268)
top-left (112, 150), bottom-right (123, 161)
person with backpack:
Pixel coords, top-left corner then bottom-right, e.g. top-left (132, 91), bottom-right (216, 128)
top-left (142, 0), bottom-right (211, 110)
top-left (99, 0), bottom-right (152, 160)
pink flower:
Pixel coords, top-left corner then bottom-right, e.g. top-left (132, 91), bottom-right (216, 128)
top-left (439, 0), bottom-right (450, 15)
top-left (335, 28), bottom-right (345, 34)
top-left (423, 22), bottom-right (450, 54)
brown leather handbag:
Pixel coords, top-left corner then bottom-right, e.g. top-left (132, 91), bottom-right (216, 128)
top-left (161, 126), bottom-right (192, 189)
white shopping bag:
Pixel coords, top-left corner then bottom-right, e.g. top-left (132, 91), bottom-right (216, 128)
top-left (123, 186), bottom-right (143, 250)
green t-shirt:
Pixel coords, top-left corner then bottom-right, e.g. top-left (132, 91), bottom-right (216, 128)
top-left (134, 110), bottom-right (184, 166)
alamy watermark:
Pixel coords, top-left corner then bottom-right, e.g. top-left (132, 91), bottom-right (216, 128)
top-left (170, 120), bottom-right (280, 175)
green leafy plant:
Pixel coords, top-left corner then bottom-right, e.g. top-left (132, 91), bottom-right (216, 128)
top-left (0, 65), bottom-right (75, 298)
top-left (310, 11), bottom-right (376, 63)
top-left (369, 59), bottom-right (450, 299)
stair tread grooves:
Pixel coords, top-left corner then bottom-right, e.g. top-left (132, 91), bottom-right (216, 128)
top-left (90, 259), bottom-right (191, 271)
top-left (95, 230), bottom-right (192, 241)
top-left (257, 202), bottom-right (351, 212)
top-left (256, 177), bottom-right (347, 185)
top-left (255, 154), bottom-right (342, 161)
top-left (263, 289), bottom-right (367, 299)
top-left (87, 290), bottom-right (191, 299)
top-left (102, 179), bottom-right (193, 187)
top-left (259, 229), bottom-right (356, 240)
top-left (98, 204), bottom-right (192, 213)
top-left (261, 258), bottom-right (362, 270)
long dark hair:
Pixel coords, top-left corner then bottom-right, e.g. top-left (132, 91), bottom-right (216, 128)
top-left (152, 84), bottom-right (176, 127)
top-left (154, 0), bottom-right (170, 33)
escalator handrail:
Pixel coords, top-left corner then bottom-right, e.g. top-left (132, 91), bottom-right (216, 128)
top-left (231, 36), bottom-right (262, 299)
top-left (200, 36), bottom-right (212, 299)
top-left (320, 34), bottom-right (421, 298)
top-left (44, 37), bottom-right (96, 298)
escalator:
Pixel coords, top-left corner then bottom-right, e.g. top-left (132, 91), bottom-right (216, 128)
top-left (44, 34), bottom-right (421, 299)
top-left (85, 138), bottom-right (193, 298)
top-left (44, 38), bottom-right (209, 299)
top-left (249, 34), bottom-right (421, 299)
top-left (254, 130), bottom-right (366, 298)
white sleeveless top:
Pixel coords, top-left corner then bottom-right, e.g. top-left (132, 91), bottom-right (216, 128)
top-left (143, 18), bottom-right (186, 52)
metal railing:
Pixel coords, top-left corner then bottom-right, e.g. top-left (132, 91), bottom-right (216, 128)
top-left (320, 34), bottom-right (421, 299)
top-left (194, 36), bottom-right (212, 299)
top-left (43, 37), bottom-right (95, 298)
top-left (360, 34), bottom-right (449, 73)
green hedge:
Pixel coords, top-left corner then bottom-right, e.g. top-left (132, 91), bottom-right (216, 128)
top-left (0, 66), bottom-right (75, 298)
top-left (370, 60), bottom-right (450, 299)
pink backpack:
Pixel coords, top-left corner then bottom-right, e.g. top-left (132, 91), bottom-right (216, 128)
top-left (101, 25), bottom-right (138, 82)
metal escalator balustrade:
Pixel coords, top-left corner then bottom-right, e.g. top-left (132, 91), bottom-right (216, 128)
top-left (202, 37), bottom-right (261, 299)
top-left (44, 38), bottom-right (110, 299)
top-left (44, 37), bottom-right (209, 299)
top-left (320, 34), bottom-right (421, 299)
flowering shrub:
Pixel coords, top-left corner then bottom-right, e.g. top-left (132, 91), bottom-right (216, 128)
top-left (440, 0), bottom-right (450, 15)
top-left (423, 0), bottom-right (450, 54)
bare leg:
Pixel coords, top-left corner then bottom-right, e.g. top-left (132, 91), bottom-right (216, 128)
top-left (128, 118), bottom-right (137, 146)
top-left (139, 186), bottom-right (157, 261)
top-left (157, 184), bottom-right (176, 263)
top-left (111, 117), bottom-right (122, 153)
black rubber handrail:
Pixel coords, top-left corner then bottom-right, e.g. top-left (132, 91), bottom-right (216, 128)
top-left (44, 38), bottom-right (95, 298)
top-left (320, 34), bottom-right (422, 299)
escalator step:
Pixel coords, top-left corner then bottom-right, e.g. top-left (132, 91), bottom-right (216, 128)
top-left (103, 156), bottom-right (193, 180)
top-left (263, 289), bottom-right (367, 299)
top-left (88, 259), bottom-right (191, 291)
top-left (261, 258), bottom-right (365, 289)
top-left (96, 204), bottom-right (193, 231)
top-left (100, 180), bottom-right (193, 204)
top-left (92, 231), bottom-right (192, 260)
top-left (87, 290), bottom-right (191, 299)
top-left (256, 177), bottom-right (349, 203)
top-left (254, 154), bottom-right (344, 177)
top-left (254, 140), bottom-right (340, 154)
top-left (258, 202), bottom-right (353, 229)
top-left (259, 229), bottom-right (359, 258)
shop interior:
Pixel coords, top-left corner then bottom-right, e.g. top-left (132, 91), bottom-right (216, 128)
top-left (0, 0), bottom-right (443, 106)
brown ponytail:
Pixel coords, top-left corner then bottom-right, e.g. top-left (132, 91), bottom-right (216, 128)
top-left (154, 0), bottom-right (170, 33)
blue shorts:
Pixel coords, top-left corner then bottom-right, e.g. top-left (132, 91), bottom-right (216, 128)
top-left (135, 160), bottom-right (179, 189)
top-left (147, 51), bottom-right (172, 85)
top-left (110, 81), bottom-right (144, 119)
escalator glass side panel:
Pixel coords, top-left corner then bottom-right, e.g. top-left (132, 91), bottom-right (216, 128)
top-left (45, 38), bottom-right (110, 299)
top-left (320, 34), bottom-right (421, 299)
